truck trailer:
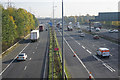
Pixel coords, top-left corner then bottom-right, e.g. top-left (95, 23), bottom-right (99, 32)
top-left (30, 30), bottom-right (39, 42)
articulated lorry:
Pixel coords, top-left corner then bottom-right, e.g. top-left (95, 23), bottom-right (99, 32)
top-left (30, 30), bottom-right (39, 42)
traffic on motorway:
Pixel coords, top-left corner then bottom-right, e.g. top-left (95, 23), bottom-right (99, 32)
top-left (55, 21), bottom-right (118, 78)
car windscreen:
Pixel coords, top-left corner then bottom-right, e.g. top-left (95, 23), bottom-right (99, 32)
top-left (18, 54), bottom-right (24, 56)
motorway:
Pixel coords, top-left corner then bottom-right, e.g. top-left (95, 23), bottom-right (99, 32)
top-left (55, 26), bottom-right (119, 79)
top-left (1, 29), bottom-right (48, 79)
top-left (80, 25), bottom-right (119, 40)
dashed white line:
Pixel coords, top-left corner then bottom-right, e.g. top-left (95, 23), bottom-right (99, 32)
top-left (58, 31), bottom-right (94, 79)
top-left (33, 52), bottom-right (35, 54)
top-left (0, 42), bottom-right (30, 75)
top-left (93, 55), bottom-right (115, 72)
top-left (24, 66), bottom-right (27, 70)
top-left (86, 49), bottom-right (92, 54)
top-left (36, 47), bottom-right (37, 49)
top-left (29, 58), bottom-right (32, 60)
top-left (64, 36), bottom-right (94, 79)
top-left (82, 46), bottom-right (86, 49)
top-left (102, 63), bottom-right (115, 72)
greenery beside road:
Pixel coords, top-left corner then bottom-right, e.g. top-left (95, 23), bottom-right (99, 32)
top-left (49, 27), bottom-right (70, 79)
top-left (1, 5), bottom-right (39, 52)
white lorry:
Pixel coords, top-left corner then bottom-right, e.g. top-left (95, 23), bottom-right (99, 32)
top-left (30, 30), bottom-right (39, 42)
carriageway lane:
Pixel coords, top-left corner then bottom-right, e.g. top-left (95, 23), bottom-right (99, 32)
top-left (2, 30), bottom-right (48, 78)
top-left (65, 29), bottom-right (118, 72)
top-left (56, 28), bottom-right (118, 78)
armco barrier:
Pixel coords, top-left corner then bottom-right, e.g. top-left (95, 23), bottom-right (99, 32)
top-left (2, 34), bottom-right (30, 55)
top-left (1, 26), bottom-right (39, 55)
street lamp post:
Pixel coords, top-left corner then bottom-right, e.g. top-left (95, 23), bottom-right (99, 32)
top-left (62, 0), bottom-right (64, 79)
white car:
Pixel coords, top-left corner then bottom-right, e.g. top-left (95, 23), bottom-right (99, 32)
top-left (80, 33), bottom-right (85, 37)
top-left (17, 53), bottom-right (27, 61)
top-left (96, 28), bottom-right (100, 31)
top-left (96, 48), bottom-right (110, 58)
top-left (78, 30), bottom-right (82, 33)
top-left (108, 29), bottom-right (114, 33)
top-left (113, 29), bottom-right (119, 33)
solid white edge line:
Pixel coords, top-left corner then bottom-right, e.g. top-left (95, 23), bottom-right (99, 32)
top-left (64, 37), bottom-right (94, 79)
top-left (59, 31), bottom-right (94, 79)
top-left (0, 42), bottom-right (30, 75)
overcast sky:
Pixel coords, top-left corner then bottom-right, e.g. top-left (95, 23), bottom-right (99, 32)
top-left (1, 0), bottom-right (119, 18)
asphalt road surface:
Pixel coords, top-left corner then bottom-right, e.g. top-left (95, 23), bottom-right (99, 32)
top-left (55, 27), bottom-right (118, 79)
top-left (1, 30), bottom-right (48, 79)
top-left (80, 25), bottom-right (119, 40)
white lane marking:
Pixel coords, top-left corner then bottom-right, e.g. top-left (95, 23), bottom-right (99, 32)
top-left (75, 40), bottom-right (81, 45)
top-left (24, 66), bottom-right (27, 70)
top-left (93, 55), bottom-right (115, 72)
top-left (93, 45), bottom-right (95, 46)
top-left (29, 58), bottom-right (32, 60)
top-left (58, 31), bottom-right (94, 79)
top-left (36, 47), bottom-right (37, 49)
top-left (59, 29), bottom-right (116, 73)
top-left (86, 49), bottom-right (92, 54)
top-left (64, 36), bottom-right (94, 79)
top-left (33, 52), bottom-right (35, 54)
top-left (82, 46), bottom-right (86, 49)
top-left (0, 42), bottom-right (30, 75)
top-left (102, 63), bottom-right (115, 72)
top-left (93, 55), bottom-right (102, 62)
top-left (110, 54), bottom-right (112, 56)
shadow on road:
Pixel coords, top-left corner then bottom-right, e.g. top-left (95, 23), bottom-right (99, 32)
top-left (3, 59), bottom-right (25, 64)
top-left (19, 39), bottom-right (31, 44)
top-left (81, 56), bottom-right (96, 62)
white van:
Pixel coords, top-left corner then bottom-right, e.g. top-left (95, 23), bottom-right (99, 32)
top-left (96, 48), bottom-right (110, 58)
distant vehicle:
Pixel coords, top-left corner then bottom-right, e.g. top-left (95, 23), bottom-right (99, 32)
top-left (108, 29), bottom-right (114, 33)
top-left (96, 28), bottom-right (100, 31)
top-left (93, 35), bottom-right (99, 39)
top-left (67, 22), bottom-right (73, 31)
top-left (39, 25), bottom-right (44, 31)
top-left (76, 22), bottom-right (80, 29)
top-left (56, 23), bottom-right (62, 29)
top-left (17, 53), bottom-right (27, 61)
top-left (96, 48), bottom-right (110, 58)
top-left (67, 26), bottom-right (73, 31)
top-left (113, 29), bottom-right (119, 33)
top-left (92, 22), bottom-right (102, 29)
top-left (30, 30), bottom-right (39, 42)
top-left (78, 30), bottom-right (82, 33)
top-left (80, 33), bottom-right (85, 37)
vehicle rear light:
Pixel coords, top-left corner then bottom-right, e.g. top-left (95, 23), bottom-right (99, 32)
top-left (17, 57), bottom-right (19, 58)
top-left (23, 57), bottom-right (24, 58)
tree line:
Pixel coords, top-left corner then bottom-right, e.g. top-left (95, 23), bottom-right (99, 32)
top-left (1, 5), bottom-right (39, 52)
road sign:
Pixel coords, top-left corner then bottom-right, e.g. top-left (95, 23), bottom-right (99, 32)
top-left (49, 22), bottom-right (52, 27)
top-left (54, 48), bottom-right (59, 51)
